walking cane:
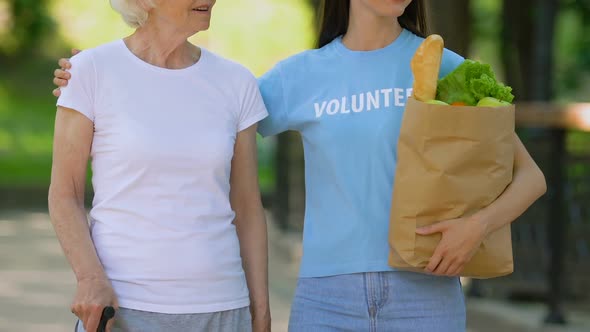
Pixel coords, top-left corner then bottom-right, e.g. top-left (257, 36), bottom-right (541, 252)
top-left (97, 306), bottom-right (115, 332)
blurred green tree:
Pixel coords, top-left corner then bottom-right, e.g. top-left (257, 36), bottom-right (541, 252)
top-left (501, 0), bottom-right (559, 101)
top-left (0, 0), bottom-right (54, 58)
top-left (428, 0), bottom-right (472, 56)
top-left (556, 0), bottom-right (590, 100)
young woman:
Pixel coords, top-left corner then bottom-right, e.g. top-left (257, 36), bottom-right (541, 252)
top-left (256, 1), bottom-right (544, 330)
top-left (54, 1), bottom-right (546, 330)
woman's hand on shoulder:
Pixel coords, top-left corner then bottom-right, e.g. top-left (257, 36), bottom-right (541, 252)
top-left (52, 49), bottom-right (81, 97)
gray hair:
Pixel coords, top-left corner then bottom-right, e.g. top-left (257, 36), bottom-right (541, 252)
top-left (110, 0), bottom-right (155, 28)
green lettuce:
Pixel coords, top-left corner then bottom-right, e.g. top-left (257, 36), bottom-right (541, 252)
top-left (436, 59), bottom-right (514, 106)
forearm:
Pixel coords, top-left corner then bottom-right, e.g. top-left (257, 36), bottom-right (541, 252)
top-left (475, 161), bottom-right (546, 236)
top-left (235, 208), bottom-right (270, 318)
top-left (48, 195), bottom-right (107, 282)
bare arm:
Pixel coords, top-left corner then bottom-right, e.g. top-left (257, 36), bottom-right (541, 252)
top-left (230, 124), bottom-right (270, 332)
top-left (419, 133), bottom-right (547, 276)
top-left (48, 107), bottom-right (117, 331)
top-left (475, 133), bottom-right (547, 233)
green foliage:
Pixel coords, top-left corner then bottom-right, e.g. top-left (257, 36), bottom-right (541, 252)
top-left (0, 56), bottom-right (57, 187)
top-left (1, 0), bottom-right (589, 191)
top-left (470, 0), bottom-right (590, 102)
top-left (50, 0), bottom-right (314, 76)
top-left (469, 0), bottom-right (502, 69)
top-left (555, 0), bottom-right (590, 101)
top-left (0, 0), bottom-right (315, 191)
top-left (0, 0), bottom-right (55, 57)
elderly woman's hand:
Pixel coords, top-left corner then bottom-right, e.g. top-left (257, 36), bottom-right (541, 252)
top-left (72, 276), bottom-right (119, 332)
top-left (52, 49), bottom-right (80, 97)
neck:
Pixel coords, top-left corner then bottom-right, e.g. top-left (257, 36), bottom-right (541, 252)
top-left (342, 7), bottom-right (403, 51)
top-left (125, 20), bottom-right (199, 69)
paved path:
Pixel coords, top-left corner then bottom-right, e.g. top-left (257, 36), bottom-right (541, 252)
top-left (1, 210), bottom-right (588, 332)
top-left (0, 209), bottom-right (296, 332)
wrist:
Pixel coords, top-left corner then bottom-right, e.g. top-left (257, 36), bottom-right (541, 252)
top-left (471, 210), bottom-right (492, 237)
top-left (76, 271), bottom-right (109, 283)
top-left (250, 302), bottom-right (270, 320)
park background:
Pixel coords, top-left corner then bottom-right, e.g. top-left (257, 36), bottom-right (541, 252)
top-left (0, 0), bottom-right (589, 331)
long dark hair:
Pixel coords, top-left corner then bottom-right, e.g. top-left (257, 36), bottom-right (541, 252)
top-left (316, 0), bottom-right (429, 48)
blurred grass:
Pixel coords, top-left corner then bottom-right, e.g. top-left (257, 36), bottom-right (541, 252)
top-left (0, 0), bottom-right (315, 192)
top-left (0, 57), bottom-right (57, 188)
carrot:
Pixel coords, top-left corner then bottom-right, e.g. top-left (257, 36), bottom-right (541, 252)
top-left (451, 101), bottom-right (467, 106)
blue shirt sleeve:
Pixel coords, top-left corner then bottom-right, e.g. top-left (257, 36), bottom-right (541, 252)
top-left (439, 48), bottom-right (465, 78)
top-left (257, 64), bottom-right (290, 137)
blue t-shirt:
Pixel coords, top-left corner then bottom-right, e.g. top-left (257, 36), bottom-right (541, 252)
top-left (258, 29), bottom-right (464, 278)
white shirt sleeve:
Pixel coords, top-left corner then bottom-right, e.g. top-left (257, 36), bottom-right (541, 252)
top-left (56, 51), bottom-right (97, 122)
top-left (237, 72), bottom-right (269, 132)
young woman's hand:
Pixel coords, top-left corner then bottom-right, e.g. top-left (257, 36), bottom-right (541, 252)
top-left (72, 276), bottom-right (119, 332)
top-left (52, 49), bottom-right (80, 97)
top-left (416, 215), bottom-right (488, 277)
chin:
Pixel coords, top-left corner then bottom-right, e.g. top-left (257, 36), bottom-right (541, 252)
top-left (198, 23), bottom-right (211, 32)
top-left (190, 23), bottom-right (211, 34)
top-left (381, 8), bottom-right (407, 18)
top-left (376, 0), bottom-right (412, 18)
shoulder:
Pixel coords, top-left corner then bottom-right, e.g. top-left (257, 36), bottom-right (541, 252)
top-left (202, 49), bottom-right (257, 85)
top-left (272, 47), bottom-right (329, 76)
top-left (404, 30), bottom-right (464, 57)
top-left (69, 40), bottom-right (124, 70)
top-left (403, 30), bottom-right (465, 76)
top-left (257, 47), bottom-right (327, 95)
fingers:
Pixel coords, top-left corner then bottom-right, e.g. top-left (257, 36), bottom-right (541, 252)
top-left (58, 58), bottom-right (72, 69)
top-left (53, 77), bottom-right (68, 88)
top-left (53, 67), bottom-right (69, 97)
top-left (54, 68), bottom-right (70, 80)
top-left (425, 248), bottom-right (443, 273)
top-left (84, 305), bottom-right (103, 332)
top-left (433, 255), bottom-right (469, 276)
top-left (416, 220), bottom-right (450, 235)
top-left (433, 256), bottom-right (453, 275)
top-left (72, 304), bottom-right (104, 332)
top-left (447, 262), bottom-right (465, 277)
top-left (71, 304), bottom-right (87, 330)
top-left (106, 314), bottom-right (116, 332)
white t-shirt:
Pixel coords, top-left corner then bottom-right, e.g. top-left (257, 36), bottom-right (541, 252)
top-left (56, 40), bottom-right (268, 314)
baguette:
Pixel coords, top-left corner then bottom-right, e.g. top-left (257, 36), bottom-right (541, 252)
top-left (411, 34), bottom-right (444, 102)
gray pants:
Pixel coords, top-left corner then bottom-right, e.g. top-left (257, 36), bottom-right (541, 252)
top-left (75, 306), bottom-right (252, 332)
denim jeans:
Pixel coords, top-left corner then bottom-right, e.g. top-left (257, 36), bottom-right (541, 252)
top-left (288, 271), bottom-right (466, 332)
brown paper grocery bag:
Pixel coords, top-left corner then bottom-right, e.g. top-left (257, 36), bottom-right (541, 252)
top-left (388, 97), bottom-right (515, 278)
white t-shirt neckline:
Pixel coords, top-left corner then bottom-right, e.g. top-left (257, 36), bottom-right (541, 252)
top-left (118, 39), bottom-right (208, 76)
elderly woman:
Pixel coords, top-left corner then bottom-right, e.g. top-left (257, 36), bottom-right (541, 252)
top-left (47, 0), bottom-right (270, 331)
